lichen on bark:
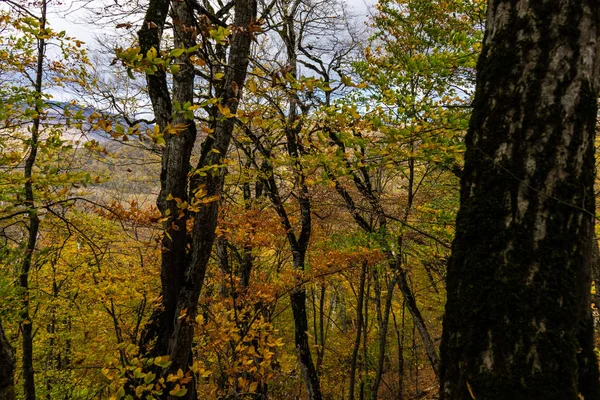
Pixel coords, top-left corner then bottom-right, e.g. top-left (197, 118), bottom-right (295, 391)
top-left (440, 1), bottom-right (600, 399)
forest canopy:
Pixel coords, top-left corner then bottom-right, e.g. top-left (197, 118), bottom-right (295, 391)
top-left (0, 0), bottom-right (597, 399)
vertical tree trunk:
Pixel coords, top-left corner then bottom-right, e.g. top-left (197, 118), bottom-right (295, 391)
top-left (316, 283), bottom-right (326, 373)
top-left (391, 300), bottom-right (406, 400)
top-left (396, 271), bottom-right (439, 377)
top-left (291, 285), bottom-right (322, 400)
top-left (137, 1), bottom-right (257, 396)
top-left (440, 1), bottom-right (600, 399)
top-left (249, 4), bottom-right (322, 398)
top-left (166, 0), bottom-right (257, 387)
top-left (371, 273), bottom-right (396, 399)
top-left (360, 277), bottom-right (370, 400)
top-left (0, 320), bottom-right (15, 400)
top-left (137, 0), bottom-right (178, 358)
top-left (19, 2), bottom-right (48, 398)
top-left (412, 322), bottom-right (418, 394)
top-left (327, 147), bottom-right (440, 381)
top-left (348, 261), bottom-right (367, 400)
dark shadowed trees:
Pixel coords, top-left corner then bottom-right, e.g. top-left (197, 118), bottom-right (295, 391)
top-left (0, 320), bottom-right (14, 400)
top-left (440, 1), bottom-right (600, 399)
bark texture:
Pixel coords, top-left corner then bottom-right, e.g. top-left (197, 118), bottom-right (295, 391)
top-left (440, 1), bottom-right (600, 399)
top-left (137, 0), bottom-right (257, 397)
top-left (19, 2), bottom-right (48, 398)
top-left (0, 320), bottom-right (15, 400)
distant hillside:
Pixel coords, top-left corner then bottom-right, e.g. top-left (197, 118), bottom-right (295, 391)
top-left (41, 101), bottom-right (154, 144)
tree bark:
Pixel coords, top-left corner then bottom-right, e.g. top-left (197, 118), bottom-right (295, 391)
top-left (164, 0), bottom-right (257, 391)
top-left (18, 2), bottom-right (48, 398)
top-left (348, 261), bottom-right (367, 400)
top-left (137, 0), bottom-right (178, 358)
top-left (0, 320), bottom-right (15, 400)
top-left (371, 272), bottom-right (396, 399)
top-left (137, 0), bottom-right (257, 397)
top-left (440, 1), bottom-right (600, 399)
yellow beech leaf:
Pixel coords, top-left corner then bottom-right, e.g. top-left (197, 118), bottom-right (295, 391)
top-left (217, 103), bottom-right (232, 117)
top-left (249, 382), bottom-right (258, 392)
top-left (248, 80), bottom-right (257, 93)
top-left (169, 384), bottom-right (187, 397)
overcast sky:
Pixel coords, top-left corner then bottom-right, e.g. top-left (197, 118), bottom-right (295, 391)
top-left (49, 0), bottom-right (376, 48)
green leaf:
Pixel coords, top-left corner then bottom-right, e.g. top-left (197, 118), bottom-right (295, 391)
top-left (153, 356), bottom-right (171, 368)
top-left (144, 372), bottom-right (156, 384)
top-left (186, 45), bottom-right (200, 54)
top-left (169, 48), bottom-right (185, 58)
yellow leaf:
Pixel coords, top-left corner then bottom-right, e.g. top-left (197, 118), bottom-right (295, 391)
top-left (217, 103), bottom-right (231, 117)
top-left (57, 186), bottom-right (69, 197)
top-left (248, 80), bottom-right (257, 93)
top-left (169, 384), bottom-right (188, 397)
top-left (249, 381), bottom-right (258, 392)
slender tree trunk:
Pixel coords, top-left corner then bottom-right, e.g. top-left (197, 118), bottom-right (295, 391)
top-left (45, 268), bottom-right (59, 399)
top-left (440, 1), bottom-right (600, 399)
top-left (371, 273), bottom-right (396, 399)
top-left (349, 261), bottom-right (367, 400)
top-left (19, 2), bottom-right (48, 398)
top-left (391, 300), bottom-right (406, 400)
top-left (395, 271), bottom-right (438, 377)
top-left (250, 6), bottom-right (322, 398)
top-left (360, 277), bottom-right (370, 400)
top-left (412, 321), bottom-right (418, 395)
top-left (291, 284), bottom-right (322, 400)
top-left (328, 156), bottom-right (440, 380)
top-left (316, 283), bottom-right (326, 373)
top-left (0, 320), bottom-right (15, 400)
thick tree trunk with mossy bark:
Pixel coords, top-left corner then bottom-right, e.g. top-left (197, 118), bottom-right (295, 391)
top-left (440, 1), bottom-right (600, 399)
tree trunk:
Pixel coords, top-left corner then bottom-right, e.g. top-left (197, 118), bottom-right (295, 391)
top-left (165, 0), bottom-right (257, 387)
top-left (371, 273), bottom-right (396, 399)
top-left (245, 5), bottom-right (322, 397)
top-left (291, 286), bottom-right (322, 400)
top-left (360, 277), bottom-right (370, 400)
top-left (391, 300), bottom-right (406, 400)
top-left (137, 0), bottom-right (257, 397)
top-left (348, 261), bottom-right (367, 400)
top-left (137, 0), bottom-right (180, 358)
top-left (19, 2), bottom-right (48, 398)
top-left (0, 320), bottom-right (15, 400)
top-left (440, 1), bottom-right (600, 399)
top-left (327, 151), bottom-right (440, 380)
top-left (396, 271), bottom-right (439, 377)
